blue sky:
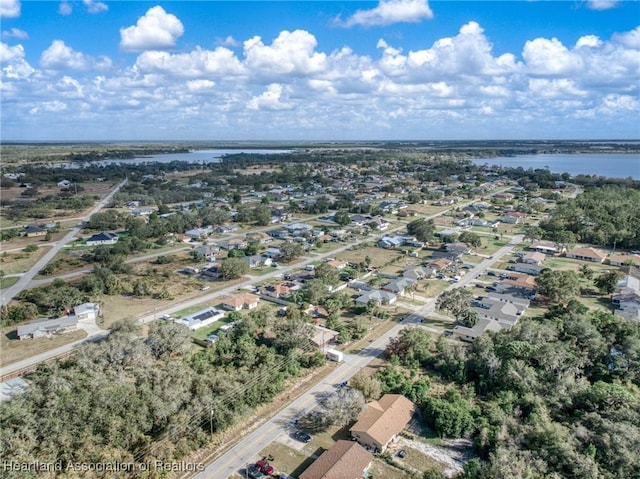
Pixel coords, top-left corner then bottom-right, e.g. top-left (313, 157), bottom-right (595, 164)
top-left (1, 0), bottom-right (639, 140)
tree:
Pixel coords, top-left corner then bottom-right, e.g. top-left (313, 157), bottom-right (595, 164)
top-left (318, 387), bottom-right (366, 427)
top-left (436, 288), bottom-right (474, 321)
top-left (594, 270), bottom-right (622, 296)
top-left (279, 242), bottom-right (303, 262)
top-left (386, 327), bottom-right (433, 367)
top-left (333, 210), bottom-right (351, 226)
top-left (147, 321), bottom-right (192, 359)
top-left (407, 218), bottom-right (436, 243)
top-left (349, 373), bottom-right (382, 401)
top-left (219, 257), bottom-right (249, 280)
top-left (273, 313), bottom-right (314, 353)
top-left (535, 268), bottom-right (580, 304)
top-left (579, 264), bottom-right (594, 280)
top-left (459, 231), bottom-right (482, 248)
top-left (314, 262), bottom-right (339, 285)
top-left (251, 204), bottom-right (272, 226)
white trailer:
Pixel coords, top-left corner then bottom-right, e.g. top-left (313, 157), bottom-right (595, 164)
top-left (325, 349), bottom-right (344, 362)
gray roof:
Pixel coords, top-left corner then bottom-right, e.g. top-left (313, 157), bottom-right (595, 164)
top-left (356, 289), bottom-right (397, 304)
top-left (17, 316), bottom-right (78, 337)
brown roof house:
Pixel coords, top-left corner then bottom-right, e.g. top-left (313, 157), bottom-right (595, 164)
top-left (566, 247), bottom-right (607, 263)
top-left (219, 293), bottom-right (260, 311)
top-left (349, 394), bottom-right (416, 452)
top-left (299, 440), bottom-right (373, 479)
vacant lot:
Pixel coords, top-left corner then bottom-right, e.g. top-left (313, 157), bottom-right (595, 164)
top-left (0, 245), bottom-right (52, 276)
top-left (1, 329), bottom-right (87, 367)
top-left (337, 245), bottom-right (404, 269)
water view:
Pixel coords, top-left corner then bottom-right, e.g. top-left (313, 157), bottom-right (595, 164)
top-left (472, 153), bottom-right (640, 180)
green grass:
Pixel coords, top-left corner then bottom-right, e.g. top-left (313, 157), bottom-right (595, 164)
top-left (0, 276), bottom-right (20, 290)
top-left (192, 318), bottom-right (234, 340)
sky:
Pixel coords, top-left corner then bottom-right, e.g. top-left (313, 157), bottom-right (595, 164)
top-left (1, 0), bottom-right (639, 141)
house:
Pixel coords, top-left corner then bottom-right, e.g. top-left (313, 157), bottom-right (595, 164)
top-left (73, 303), bottom-right (100, 321)
top-left (607, 253), bottom-right (640, 267)
top-left (201, 265), bottom-right (222, 280)
top-left (243, 255), bottom-right (272, 269)
top-left (263, 247), bottom-right (283, 259)
top-left (311, 325), bottom-right (340, 349)
top-left (245, 232), bottom-right (272, 244)
top-left (402, 265), bottom-right (434, 281)
top-left (193, 244), bottom-right (218, 261)
top-left (355, 289), bottom-right (397, 306)
top-left (185, 226), bottom-right (213, 240)
top-left (445, 242), bottom-right (471, 254)
top-left (566, 247), bottom-right (607, 263)
top-left (350, 394), bottom-right (416, 452)
top-left (437, 228), bottom-right (460, 239)
top-left (471, 296), bottom-right (524, 328)
top-left (299, 440), bottom-right (373, 479)
top-left (529, 240), bottom-right (564, 255)
top-left (452, 317), bottom-right (504, 342)
top-left (259, 282), bottom-right (300, 299)
top-left (57, 179), bottom-right (71, 187)
top-left (508, 263), bottom-right (545, 276)
top-left (382, 277), bottom-right (415, 296)
top-left (326, 260), bottom-right (348, 270)
top-left (218, 238), bottom-right (246, 250)
top-left (24, 224), bottom-right (47, 237)
top-left (219, 293), bottom-right (260, 311)
top-left (428, 258), bottom-right (452, 271)
top-left (174, 307), bottom-right (224, 331)
top-left (86, 232), bottom-right (119, 246)
top-left (502, 273), bottom-right (537, 292)
top-left (522, 252), bottom-right (546, 265)
top-left (500, 213), bottom-right (521, 224)
top-left (17, 317), bottom-right (78, 340)
top-left (378, 236), bottom-right (403, 249)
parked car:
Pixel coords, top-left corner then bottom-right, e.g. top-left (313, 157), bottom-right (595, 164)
top-left (294, 431), bottom-right (312, 443)
top-left (397, 449), bottom-right (408, 458)
top-left (247, 464), bottom-right (264, 479)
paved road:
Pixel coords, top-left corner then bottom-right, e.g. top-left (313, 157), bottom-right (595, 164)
top-left (191, 233), bottom-right (524, 479)
top-left (1, 178), bottom-right (128, 307)
top-left (1, 194), bottom-right (480, 376)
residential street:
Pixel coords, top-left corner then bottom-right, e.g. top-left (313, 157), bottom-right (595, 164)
top-left (0, 178), bottom-right (128, 307)
top-left (190, 234), bottom-right (523, 479)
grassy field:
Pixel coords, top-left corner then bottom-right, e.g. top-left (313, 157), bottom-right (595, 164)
top-left (0, 329), bottom-right (87, 367)
top-left (0, 276), bottom-right (20, 290)
top-left (0, 245), bottom-right (52, 275)
top-left (336, 245), bottom-right (405, 269)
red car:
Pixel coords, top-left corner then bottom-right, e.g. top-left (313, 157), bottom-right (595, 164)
top-left (255, 460), bottom-right (274, 475)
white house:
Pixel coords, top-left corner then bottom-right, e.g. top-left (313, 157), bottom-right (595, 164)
top-left (73, 303), bottom-right (100, 321)
top-left (86, 232), bottom-right (119, 246)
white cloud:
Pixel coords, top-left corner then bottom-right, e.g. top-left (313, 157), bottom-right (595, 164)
top-left (186, 79), bottom-right (215, 92)
top-left (522, 37), bottom-right (583, 75)
top-left (0, 0), bottom-right (20, 18)
top-left (2, 27), bottom-right (28, 39)
top-left (340, 0), bottom-right (433, 27)
top-left (613, 25), bottom-right (640, 49)
top-left (217, 35), bottom-right (240, 48)
top-left (120, 6), bottom-right (184, 52)
top-left (40, 40), bottom-right (112, 71)
top-left (135, 46), bottom-right (245, 77)
top-left (243, 30), bottom-right (327, 76)
top-left (2, 22), bottom-right (639, 141)
top-left (587, 0), bottom-right (619, 10)
top-left (247, 83), bottom-right (292, 110)
top-left (57, 1), bottom-right (72, 15)
top-left (575, 35), bottom-right (601, 48)
top-left (377, 22), bottom-right (519, 81)
top-left (0, 41), bottom-right (24, 62)
top-left (83, 0), bottom-right (107, 14)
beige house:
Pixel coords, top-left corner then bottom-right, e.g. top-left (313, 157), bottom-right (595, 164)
top-left (350, 394), bottom-right (416, 452)
top-left (299, 440), bottom-right (373, 479)
top-left (219, 293), bottom-right (260, 311)
top-left (566, 247), bottom-right (607, 263)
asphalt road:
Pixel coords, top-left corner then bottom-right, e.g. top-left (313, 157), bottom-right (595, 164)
top-left (1, 178), bottom-right (128, 307)
top-left (191, 233), bottom-right (524, 479)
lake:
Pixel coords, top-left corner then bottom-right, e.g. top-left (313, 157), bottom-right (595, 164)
top-left (53, 148), bottom-right (294, 168)
top-left (472, 153), bottom-right (639, 180)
